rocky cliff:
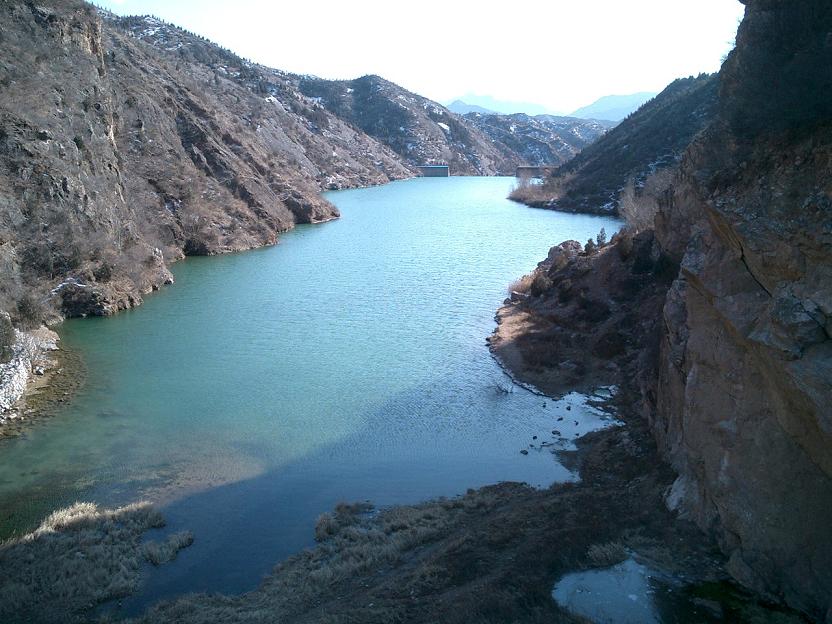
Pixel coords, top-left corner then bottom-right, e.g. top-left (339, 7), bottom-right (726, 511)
top-left (498, 1), bottom-right (832, 619)
top-left (650, 0), bottom-right (832, 618)
top-left (0, 2), bottom-right (613, 325)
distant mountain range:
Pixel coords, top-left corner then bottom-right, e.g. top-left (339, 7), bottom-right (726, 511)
top-left (447, 92), bottom-right (659, 122)
top-left (444, 95), bottom-right (559, 116)
top-left (446, 100), bottom-right (498, 115)
top-left (569, 92), bottom-right (658, 121)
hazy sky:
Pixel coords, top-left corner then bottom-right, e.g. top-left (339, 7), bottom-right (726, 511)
top-left (96, 0), bottom-right (745, 113)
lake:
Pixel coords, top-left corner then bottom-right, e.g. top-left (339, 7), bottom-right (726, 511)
top-left (0, 176), bottom-right (621, 609)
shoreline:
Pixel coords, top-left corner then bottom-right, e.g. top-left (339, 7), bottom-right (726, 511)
top-left (0, 175), bottom-right (412, 435)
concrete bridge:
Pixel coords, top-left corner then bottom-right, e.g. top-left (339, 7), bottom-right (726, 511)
top-left (515, 165), bottom-right (556, 178)
top-left (417, 165), bottom-right (450, 177)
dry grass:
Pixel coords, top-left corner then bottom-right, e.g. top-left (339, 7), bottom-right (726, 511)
top-left (508, 273), bottom-right (534, 295)
top-left (618, 167), bottom-right (675, 232)
top-left (0, 501), bottom-right (189, 623)
top-left (135, 491), bottom-right (502, 623)
top-left (508, 172), bottom-right (573, 206)
top-left (144, 531), bottom-right (194, 566)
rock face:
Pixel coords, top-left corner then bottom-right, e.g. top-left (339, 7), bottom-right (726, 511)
top-left (648, 1), bottom-right (832, 618)
top-left (0, 3), bottom-right (614, 321)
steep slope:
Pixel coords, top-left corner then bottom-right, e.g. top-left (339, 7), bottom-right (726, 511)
top-left (512, 74), bottom-right (717, 214)
top-left (462, 113), bottom-right (613, 167)
top-left (0, 2), bottom-right (411, 320)
top-left (570, 91), bottom-right (658, 122)
top-left (650, 0), bottom-right (832, 617)
top-left (297, 75), bottom-right (520, 175)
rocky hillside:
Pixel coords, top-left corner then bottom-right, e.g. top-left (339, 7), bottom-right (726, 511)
top-left (650, 0), bottom-right (832, 618)
top-left (299, 77), bottom-right (611, 173)
top-left (462, 113), bottom-right (613, 168)
top-left (0, 1), bottom-right (414, 322)
top-left (511, 74), bottom-right (717, 214)
top-left (297, 74), bottom-right (522, 175)
top-left (500, 0), bottom-right (832, 619)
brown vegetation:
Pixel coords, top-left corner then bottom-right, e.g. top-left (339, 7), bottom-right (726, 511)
top-left (0, 312), bottom-right (13, 363)
top-left (0, 501), bottom-right (190, 623)
top-left (618, 168), bottom-right (674, 232)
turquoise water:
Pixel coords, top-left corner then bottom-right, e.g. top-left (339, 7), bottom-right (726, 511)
top-left (0, 177), bottom-right (621, 605)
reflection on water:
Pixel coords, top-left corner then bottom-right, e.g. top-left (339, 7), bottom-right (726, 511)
top-left (553, 559), bottom-right (668, 624)
top-left (0, 177), bottom-right (621, 602)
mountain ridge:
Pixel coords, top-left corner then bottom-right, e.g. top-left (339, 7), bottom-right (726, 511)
top-left (570, 91), bottom-right (658, 121)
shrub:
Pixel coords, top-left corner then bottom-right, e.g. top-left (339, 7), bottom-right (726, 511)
top-left (508, 273), bottom-right (534, 295)
top-left (596, 227), bottom-right (607, 247)
top-left (615, 229), bottom-right (634, 259)
top-left (530, 273), bottom-right (553, 297)
top-left (15, 294), bottom-right (43, 330)
top-left (94, 261), bottom-right (113, 282)
top-left (619, 168), bottom-right (674, 233)
top-left (584, 239), bottom-right (597, 255)
top-left (0, 312), bottom-right (13, 363)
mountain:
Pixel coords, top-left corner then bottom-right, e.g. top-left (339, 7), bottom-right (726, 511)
top-left (570, 92), bottom-right (658, 121)
top-left (446, 100), bottom-right (496, 115)
top-left (463, 113), bottom-right (613, 167)
top-left (511, 74), bottom-right (717, 213)
top-left (444, 94), bottom-right (558, 116)
top-left (296, 75), bottom-right (518, 175)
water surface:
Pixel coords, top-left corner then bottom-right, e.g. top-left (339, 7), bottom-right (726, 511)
top-left (0, 177), bottom-right (620, 605)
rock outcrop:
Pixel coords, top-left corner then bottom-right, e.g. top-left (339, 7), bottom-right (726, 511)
top-left (0, 323), bottom-right (59, 416)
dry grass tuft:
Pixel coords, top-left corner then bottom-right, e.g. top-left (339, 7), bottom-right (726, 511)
top-left (508, 273), bottom-right (535, 295)
top-left (144, 531), bottom-right (194, 566)
top-left (618, 167), bottom-right (675, 232)
top-left (0, 501), bottom-right (186, 623)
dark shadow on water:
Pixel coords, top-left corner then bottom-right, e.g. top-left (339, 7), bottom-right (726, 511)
top-left (110, 373), bottom-right (602, 618)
